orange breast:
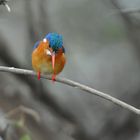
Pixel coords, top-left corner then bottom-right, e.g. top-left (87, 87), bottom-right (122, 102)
top-left (54, 52), bottom-right (66, 75)
top-left (32, 41), bottom-right (66, 75)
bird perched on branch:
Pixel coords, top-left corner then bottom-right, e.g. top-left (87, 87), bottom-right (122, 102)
top-left (32, 33), bottom-right (66, 81)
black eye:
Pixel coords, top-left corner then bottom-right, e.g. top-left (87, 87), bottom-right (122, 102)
top-left (53, 50), bottom-right (57, 53)
top-left (52, 48), bottom-right (58, 53)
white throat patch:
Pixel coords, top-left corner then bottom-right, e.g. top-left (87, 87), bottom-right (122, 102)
top-left (43, 38), bottom-right (47, 43)
top-left (45, 49), bottom-right (52, 56)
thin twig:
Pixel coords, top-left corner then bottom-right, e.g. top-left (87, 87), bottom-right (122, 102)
top-left (121, 8), bottom-right (140, 14)
top-left (107, 8), bottom-right (140, 17)
top-left (111, 8), bottom-right (140, 15)
top-left (0, 0), bottom-right (11, 12)
top-left (4, 3), bottom-right (11, 12)
top-left (0, 66), bottom-right (140, 115)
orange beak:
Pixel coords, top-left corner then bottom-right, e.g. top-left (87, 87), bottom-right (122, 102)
top-left (52, 52), bottom-right (55, 71)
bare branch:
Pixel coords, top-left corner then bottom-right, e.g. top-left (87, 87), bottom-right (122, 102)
top-left (108, 8), bottom-right (140, 17)
top-left (121, 8), bottom-right (140, 14)
top-left (0, 0), bottom-right (11, 12)
top-left (0, 66), bottom-right (140, 115)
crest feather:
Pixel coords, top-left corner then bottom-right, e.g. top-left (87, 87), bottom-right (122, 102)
top-left (45, 33), bottom-right (63, 52)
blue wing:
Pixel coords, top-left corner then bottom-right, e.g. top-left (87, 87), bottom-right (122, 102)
top-left (33, 41), bottom-right (40, 50)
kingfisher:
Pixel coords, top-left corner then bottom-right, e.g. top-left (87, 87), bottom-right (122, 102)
top-left (32, 33), bottom-right (66, 81)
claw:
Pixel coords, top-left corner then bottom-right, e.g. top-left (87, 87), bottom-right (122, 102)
top-left (52, 74), bottom-right (56, 82)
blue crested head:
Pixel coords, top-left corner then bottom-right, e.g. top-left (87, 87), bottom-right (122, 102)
top-left (45, 33), bottom-right (64, 53)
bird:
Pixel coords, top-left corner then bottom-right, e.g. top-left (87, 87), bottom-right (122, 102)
top-left (32, 33), bottom-right (66, 81)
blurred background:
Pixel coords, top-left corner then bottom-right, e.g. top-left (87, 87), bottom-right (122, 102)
top-left (0, 0), bottom-right (140, 140)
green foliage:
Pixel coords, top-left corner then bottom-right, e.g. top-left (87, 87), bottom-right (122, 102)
top-left (14, 118), bottom-right (25, 128)
top-left (20, 134), bottom-right (31, 140)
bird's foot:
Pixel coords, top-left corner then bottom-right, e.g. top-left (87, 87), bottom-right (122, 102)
top-left (37, 71), bottom-right (41, 80)
top-left (52, 74), bottom-right (56, 82)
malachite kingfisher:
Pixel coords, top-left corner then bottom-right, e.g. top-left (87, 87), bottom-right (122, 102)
top-left (32, 33), bottom-right (66, 81)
